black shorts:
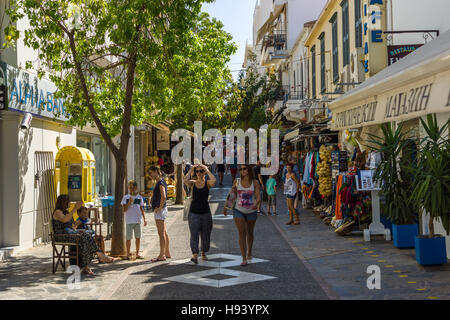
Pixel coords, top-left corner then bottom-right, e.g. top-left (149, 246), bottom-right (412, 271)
top-left (217, 164), bottom-right (225, 172)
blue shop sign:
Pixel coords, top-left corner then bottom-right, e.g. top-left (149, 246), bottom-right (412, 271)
top-left (0, 61), bottom-right (69, 122)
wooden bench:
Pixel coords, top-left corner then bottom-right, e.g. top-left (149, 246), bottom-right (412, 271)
top-left (50, 207), bottom-right (104, 274)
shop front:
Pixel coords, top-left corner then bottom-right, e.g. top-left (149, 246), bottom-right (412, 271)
top-left (327, 30), bottom-right (450, 251)
top-left (0, 61), bottom-right (76, 249)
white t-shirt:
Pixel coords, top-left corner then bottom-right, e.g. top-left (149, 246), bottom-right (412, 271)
top-left (121, 194), bottom-right (144, 224)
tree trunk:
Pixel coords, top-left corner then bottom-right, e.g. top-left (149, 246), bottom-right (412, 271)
top-left (175, 163), bottom-right (183, 205)
top-left (110, 157), bottom-right (127, 256)
top-left (429, 214), bottom-right (435, 238)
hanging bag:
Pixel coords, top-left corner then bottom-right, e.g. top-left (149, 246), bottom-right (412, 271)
top-left (183, 184), bottom-right (194, 221)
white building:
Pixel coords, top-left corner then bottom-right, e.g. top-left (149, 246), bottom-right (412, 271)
top-left (251, 0), bottom-right (327, 123)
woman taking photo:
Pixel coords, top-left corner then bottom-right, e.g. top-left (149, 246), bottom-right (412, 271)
top-left (52, 195), bottom-right (114, 275)
top-left (149, 166), bottom-right (172, 262)
top-left (284, 163), bottom-right (300, 225)
top-left (184, 163), bottom-right (216, 264)
top-left (231, 164), bottom-right (261, 266)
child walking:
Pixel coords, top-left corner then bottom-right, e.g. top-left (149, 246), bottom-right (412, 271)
top-left (121, 180), bottom-right (147, 260)
top-left (266, 175), bottom-right (277, 215)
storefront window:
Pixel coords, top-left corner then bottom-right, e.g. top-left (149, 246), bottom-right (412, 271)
top-left (76, 134), bottom-right (112, 196)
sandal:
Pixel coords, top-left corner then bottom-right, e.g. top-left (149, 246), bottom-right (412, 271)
top-left (293, 221), bottom-right (300, 225)
top-left (286, 221), bottom-right (293, 225)
top-left (136, 255), bottom-right (145, 260)
top-left (151, 256), bottom-right (166, 262)
top-left (240, 261), bottom-right (248, 266)
top-left (82, 267), bottom-right (95, 276)
top-left (99, 256), bottom-right (115, 263)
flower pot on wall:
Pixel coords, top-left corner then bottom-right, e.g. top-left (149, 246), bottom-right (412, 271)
top-left (415, 236), bottom-right (447, 265)
top-left (392, 223), bottom-right (418, 248)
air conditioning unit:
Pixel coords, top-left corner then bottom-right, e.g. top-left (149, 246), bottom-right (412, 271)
top-left (350, 47), bottom-right (365, 85)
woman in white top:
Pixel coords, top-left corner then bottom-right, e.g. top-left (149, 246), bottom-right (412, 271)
top-left (284, 163), bottom-right (300, 225)
top-left (231, 164), bottom-right (261, 266)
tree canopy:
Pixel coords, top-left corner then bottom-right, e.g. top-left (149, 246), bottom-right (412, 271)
top-left (4, 0), bottom-right (236, 255)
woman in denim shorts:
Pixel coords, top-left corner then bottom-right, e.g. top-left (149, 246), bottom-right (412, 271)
top-left (149, 166), bottom-right (171, 262)
top-left (232, 164), bottom-right (261, 266)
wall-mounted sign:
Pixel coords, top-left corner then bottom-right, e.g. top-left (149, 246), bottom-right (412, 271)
top-left (388, 44), bottom-right (423, 65)
top-left (330, 69), bottom-right (450, 131)
top-left (156, 130), bottom-right (170, 150)
top-left (0, 61), bottom-right (68, 121)
top-left (363, 0), bottom-right (387, 75)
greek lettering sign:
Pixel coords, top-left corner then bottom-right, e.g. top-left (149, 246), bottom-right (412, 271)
top-left (330, 69), bottom-right (450, 130)
top-left (1, 61), bottom-right (68, 121)
top-left (384, 83), bottom-right (433, 119)
top-left (388, 45), bottom-right (423, 65)
top-left (334, 101), bottom-right (378, 129)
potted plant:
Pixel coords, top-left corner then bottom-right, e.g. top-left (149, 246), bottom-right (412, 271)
top-left (409, 114), bottom-right (450, 265)
top-left (368, 122), bottom-right (418, 248)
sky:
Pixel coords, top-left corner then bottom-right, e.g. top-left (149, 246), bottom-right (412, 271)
top-left (202, 0), bottom-right (256, 79)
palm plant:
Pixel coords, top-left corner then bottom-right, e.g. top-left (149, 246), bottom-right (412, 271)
top-left (408, 114), bottom-right (450, 237)
top-left (367, 122), bottom-right (417, 225)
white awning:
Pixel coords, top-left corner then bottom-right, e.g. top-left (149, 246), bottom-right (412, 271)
top-left (329, 29), bottom-right (450, 131)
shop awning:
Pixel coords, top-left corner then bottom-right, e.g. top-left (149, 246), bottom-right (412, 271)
top-left (329, 29), bottom-right (450, 131)
top-left (256, 4), bottom-right (286, 45)
top-left (284, 129), bottom-right (300, 141)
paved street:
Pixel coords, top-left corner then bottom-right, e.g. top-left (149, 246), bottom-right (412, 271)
top-left (107, 174), bottom-right (329, 300)
top-left (1, 172), bottom-right (450, 300)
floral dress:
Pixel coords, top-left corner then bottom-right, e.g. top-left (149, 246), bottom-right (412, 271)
top-left (52, 214), bottom-right (100, 268)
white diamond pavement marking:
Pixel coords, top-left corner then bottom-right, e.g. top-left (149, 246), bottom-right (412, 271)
top-left (163, 268), bottom-right (276, 288)
top-left (164, 254), bottom-right (276, 288)
top-left (170, 253), bottom-right (268, 268)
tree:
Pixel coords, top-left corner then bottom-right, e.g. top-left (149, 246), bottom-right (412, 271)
top-left (227, 52), bottom-right (279, 131)
top-left (5, 0), bottom-right (235, 256)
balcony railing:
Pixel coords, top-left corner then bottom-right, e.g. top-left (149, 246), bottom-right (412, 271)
top-left (287, 86), bottom-right (308, 101)
top-left (262, 31), bottom-right (287, 52)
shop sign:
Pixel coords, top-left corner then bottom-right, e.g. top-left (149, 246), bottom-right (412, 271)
top-left (330, 69), bottom-right (450, 130)
top-left (334, 101), bottom-right (378, 129)
top-left (157, 130), bottom-right (170, 150)
top-left (1, 61), bottom-right (68, 121)
top-left (363, 0), bottom-right (385, 73)
top-left (388, 44), bottom-right (423, 65)
top-left (384, 83), bottom-right (433, 119)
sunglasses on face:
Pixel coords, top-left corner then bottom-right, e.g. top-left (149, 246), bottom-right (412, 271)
top-left (239, 167), bottom-right (248, 171)
top-left (195, 169), bottom-right (205, 173)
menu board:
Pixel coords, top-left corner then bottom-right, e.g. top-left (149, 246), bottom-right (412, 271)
top-left (356, 170), bottom-right (381, 191)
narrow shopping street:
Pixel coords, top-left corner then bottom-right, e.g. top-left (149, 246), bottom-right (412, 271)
top-left (103, 173), bottom-right (450, 300)
top-left (106, 174), bottom-right (330, 300)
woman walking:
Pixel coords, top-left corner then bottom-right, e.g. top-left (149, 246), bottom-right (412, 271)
top-left (52, 195), bottom-right (114, 275)
top-left (184, 163), bottom-right (216, 264)
top-left (149, 166), bottom-right (171, 262)
top-left (232, 164), bottom-right (261, 266)
top-left (284, 163), bottom-right (300, 225)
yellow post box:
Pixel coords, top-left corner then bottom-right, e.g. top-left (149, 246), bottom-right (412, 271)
top-left (55, 146), bottom-right (96, 220)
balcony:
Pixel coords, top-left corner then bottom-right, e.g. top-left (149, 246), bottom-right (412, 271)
top-left (287, 86), bottom-right (308, 101)
top-left (268, 85), bottom-right (289, 113)
top-left (261, 31), bottom-right (288, 66)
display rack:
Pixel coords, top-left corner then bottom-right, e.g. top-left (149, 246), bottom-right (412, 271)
top-left (355, 170), bottom-right (391, 242)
